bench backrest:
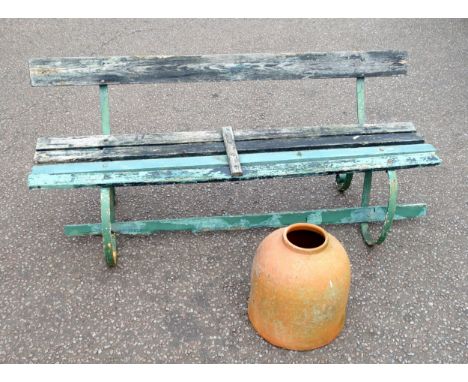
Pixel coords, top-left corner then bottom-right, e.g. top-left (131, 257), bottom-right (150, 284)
top-left (29, 51), bottom-right (407, 86)
top-left (28, 50), bottom-right (408, 135)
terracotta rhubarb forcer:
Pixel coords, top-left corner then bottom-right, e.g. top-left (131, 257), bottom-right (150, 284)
top-left (248, 223), bottom-right (351, 350)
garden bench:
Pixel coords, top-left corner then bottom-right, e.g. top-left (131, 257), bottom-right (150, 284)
top-left (27, 51), bottom-right (441, 267)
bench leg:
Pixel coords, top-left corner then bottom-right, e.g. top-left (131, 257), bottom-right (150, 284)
top-left (101, 187), bottom-right (118, 267)
top-left (110, 186), bottom-right (116, 205)
top-left (360, 170), bottom-right (398, 245)
top-left (336, 173), bottom-right (353, 192)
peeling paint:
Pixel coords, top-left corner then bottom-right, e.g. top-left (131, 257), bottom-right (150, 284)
top-left (64, 204), bottom-right (428, 236)
top-left (29, 50), bottom-right (408, 86)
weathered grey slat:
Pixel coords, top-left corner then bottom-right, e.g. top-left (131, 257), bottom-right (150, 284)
top-left (36, 122), bottom-right (416, 151)
top-left (222, 126), bottom-right (243, 176)
top-left (29, 51), bottom-right (408, 86)
top-left (34, 132), bottom-right (424, 164)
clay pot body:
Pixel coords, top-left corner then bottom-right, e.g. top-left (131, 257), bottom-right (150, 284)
top-left (248, 223), bottom-right (351, 350)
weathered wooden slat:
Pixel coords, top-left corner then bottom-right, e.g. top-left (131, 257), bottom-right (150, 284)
top-left (222, 126), bottom-right (243, 176)
top-left (31, 144), bottom-right (439, 175)
top-left (28, 150), bottom-right (441, 189)
top-left (64, 204), bottom-right (427, 236)
top-left (36, 122), bottom-right (416, 151)
top-left (35, 132), bottom-right (424, 164)
top-left (29, 51), bottom-right (408, 86)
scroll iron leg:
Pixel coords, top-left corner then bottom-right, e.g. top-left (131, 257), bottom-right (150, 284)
top-left (360, 170), bottom-right (398, 245)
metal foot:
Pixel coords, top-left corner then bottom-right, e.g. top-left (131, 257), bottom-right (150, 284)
top-left (101, 187), bottom-right (118, 266)
top-left (360, 170), bottom-right (398, 245)
top-left (336, 173), bottom-right (354, 192)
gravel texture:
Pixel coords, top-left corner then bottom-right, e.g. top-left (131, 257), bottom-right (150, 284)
top-left (0, 19), bottom-right (466, 363)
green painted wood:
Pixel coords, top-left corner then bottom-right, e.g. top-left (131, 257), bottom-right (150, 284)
top-left (28, 151), bottom-right (441, 189)
top-left (360, 170), bottom-right (398, 245)
top-left (35, 122), bottom-right (417, 151)
top-left (34, 132), bottom-right (425, 164)
top-left (63, 203), bottom-right (427, 236)
top-left (30, 144), bottom-right (439, 175)
top-left (29, 51), bottom-right (408, 86)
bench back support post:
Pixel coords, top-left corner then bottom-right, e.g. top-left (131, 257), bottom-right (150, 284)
top-left (356, 77), bottom-right (366, 125)
top-left (98, 84), bottom-right (118, 266)
top-left (99, 84), bottom-right (111, 134)
top-left (337, 76), bottom-right (366, 191)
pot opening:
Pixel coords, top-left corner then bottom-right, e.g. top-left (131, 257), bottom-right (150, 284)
top-left (286, 228), bottom-right (326, 249)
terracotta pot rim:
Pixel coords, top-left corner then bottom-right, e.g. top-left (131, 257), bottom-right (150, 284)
top-left (282, 223), bottom-right (329, 254)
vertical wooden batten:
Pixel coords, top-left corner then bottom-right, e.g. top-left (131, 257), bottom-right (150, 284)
top-left (221, 126), bottom-right (243, 177)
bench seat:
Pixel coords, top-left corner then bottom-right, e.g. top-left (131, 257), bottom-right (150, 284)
top-left (29, 122), bottom-right (440, 189)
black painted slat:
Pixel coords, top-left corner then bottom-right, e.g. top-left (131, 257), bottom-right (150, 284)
top-left (36, 122), bottom-right (416, 151)
top-left (29, 51), bottom-right (408, 86)
top-left (35, 132), bottom-right (424, 164)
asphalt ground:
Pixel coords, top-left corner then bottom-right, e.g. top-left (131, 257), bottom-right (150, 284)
top-left (0, 19), bottom-right (466, 363)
